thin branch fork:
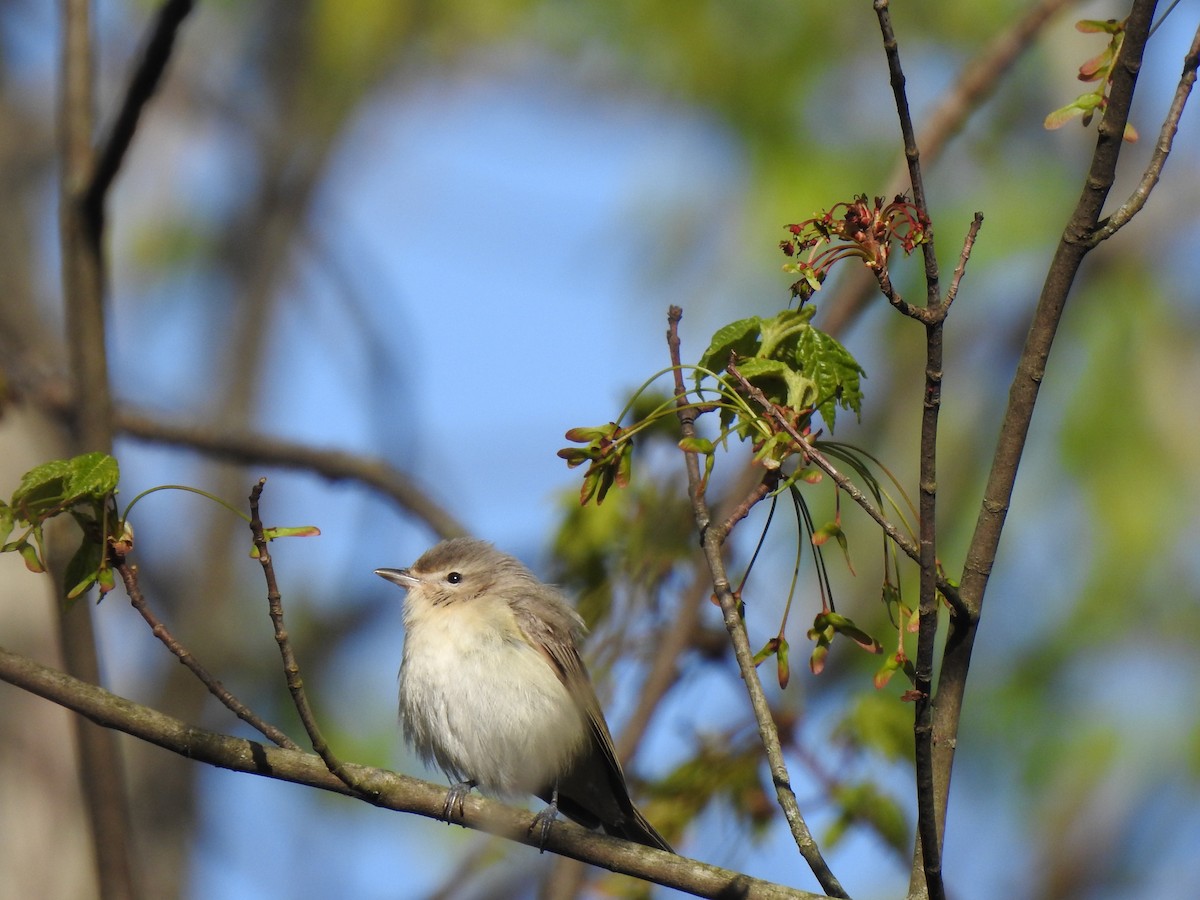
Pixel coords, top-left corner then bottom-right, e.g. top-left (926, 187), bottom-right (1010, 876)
top-left (110, 543), bottom-right (299, 750)
top-left (1090, 20), bottom-right (1200, 245)
top-left (248, 479), bottom-right (374, 799)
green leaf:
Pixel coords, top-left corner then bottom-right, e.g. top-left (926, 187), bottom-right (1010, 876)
top-left (11, 458), bottom-right (73, 521)
top-left (794, 326), bottom-right (865, 431)
top-left (755, 306), bottom-right (815, 358)
top-left (695, 316), bottom-right (762, 379)
top-left (0, 500), bottom-right (12, 544)
top-left (66, 452), bottom-right (119, 499)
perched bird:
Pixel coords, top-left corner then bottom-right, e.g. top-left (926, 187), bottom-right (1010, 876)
top-left (375, 537), bottom-right (672, 851)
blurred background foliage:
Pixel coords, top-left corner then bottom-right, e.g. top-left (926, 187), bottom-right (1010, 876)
top-left (1, 0), bottom-right (1198, 898)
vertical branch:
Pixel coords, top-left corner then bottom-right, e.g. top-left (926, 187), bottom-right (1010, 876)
top-left (930, 0), bottom-right (1160, 891)
top-left (872, 4), bottom-right (952, 898)
top-left (56, 2), bottom-right (138, 898)
top-left (666, 307), bottom-right (849, 899)
top-left (873, 0), bottom-right (940, 305)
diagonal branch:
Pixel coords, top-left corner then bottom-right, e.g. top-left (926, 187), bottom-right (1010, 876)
top-left (667, 308), bottom-right (849, 899)
top-left (726, 364), bottom-right (968, 621)
top-left (0, 644), bottom-right (830, 900)
top-left (83, 0), bottom-right (195, 226)
top-left (931, 0), bottom-right (1161, 893)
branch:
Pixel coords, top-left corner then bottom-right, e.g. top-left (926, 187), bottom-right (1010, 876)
top-left (874, 0), bottom-right (941, 308)
top-left (0, 645), bottom-right (830, 900)
top-left (119, 408), bottom-right (469, 540)
top-left (57, 2), bottom-right (139, 895)
top-left (667, 308), bottom-right (849, 899)
top-left (111, 546), bottom-right (299, 750)
top-left (931, 0), bottom-right (1161, 889)
top-left (18, 375), bottom-right (470, 540)
top-left (248, 479), bottom-right (372, 797)
top-left (944, 214), bottom-right (985, 313)
top-left (83, 0), bottom-right (195, 224)
top-left (1089, 21), bottom-right (1200, 244)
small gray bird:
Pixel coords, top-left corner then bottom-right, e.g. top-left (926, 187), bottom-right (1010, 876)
top-left (375, 537), bottom-right (672, 852)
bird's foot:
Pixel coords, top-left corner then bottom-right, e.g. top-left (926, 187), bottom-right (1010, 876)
top-left (529, 783), bottom-right (560, 852)
top-left (443, 780), bottom-right (476, 823)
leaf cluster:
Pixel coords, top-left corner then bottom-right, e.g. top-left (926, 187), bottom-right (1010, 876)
top-left (695, 307), bottom-right (865, 441)
top-left (0, 452), bottom-right (123, 600)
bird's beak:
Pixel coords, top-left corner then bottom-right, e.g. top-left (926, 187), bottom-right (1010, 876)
top-left (374, 567), bottom-right (418, 589)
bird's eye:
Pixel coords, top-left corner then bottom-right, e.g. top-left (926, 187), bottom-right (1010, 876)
top-left (446, 572), bottom-right (463, 585)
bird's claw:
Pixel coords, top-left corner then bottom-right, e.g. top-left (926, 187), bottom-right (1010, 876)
top-left (443, 780), bottom-right (476, 823)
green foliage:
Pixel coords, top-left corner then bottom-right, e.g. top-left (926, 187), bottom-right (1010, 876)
top-left (1, 452), bottom-right (121, 601)
top-left (696, 306), bottom-right (865, 435)
top-left (1, 455), bottom-right (323, 601)
top-left (835, 692), bottom-right (916, 763)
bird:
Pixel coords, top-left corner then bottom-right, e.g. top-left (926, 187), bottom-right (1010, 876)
top-left (374, 537), bottom-right (672, 852)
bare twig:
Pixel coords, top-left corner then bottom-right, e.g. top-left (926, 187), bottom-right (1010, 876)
top-left (248, 479), bottom-right (373, 798)
top-left (873, 0), bottom-right (941, 311)
top-left (667, 308), bottom-right (848, 899)
top-left (110, 546), bottom-right (300, 750)
top-left (1089, 22), bottom-right (1200, 244)
top-left (944, 214), bottom-right (985, 312)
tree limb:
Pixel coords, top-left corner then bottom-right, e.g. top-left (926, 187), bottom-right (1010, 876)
top-left (0, 644), bottom-right (831, 900)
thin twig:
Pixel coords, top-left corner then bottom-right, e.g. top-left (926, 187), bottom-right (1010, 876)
top-left (1089, 21), bottom-right (1200, 244)
top-left (944, 214), bottom-right (985, 312)
top-left (667, 308), bottom-right (848, 899)
top-left (110, 547), bottom-right (300, 750)
top-left (248, 478), bottom-right (375, 798)
top-left (874, 0), bottom-right (941, 310)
